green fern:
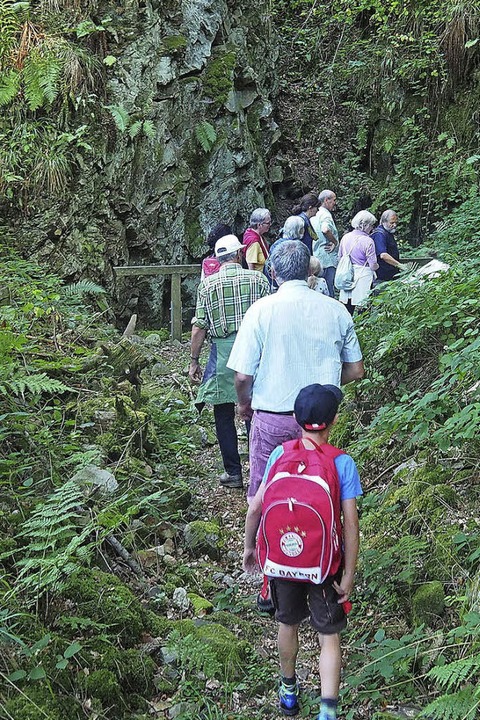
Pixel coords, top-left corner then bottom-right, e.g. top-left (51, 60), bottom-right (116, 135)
top-left (10, 480), bottom-right (94, 597)
top-left (106, 104), bottom-right (130, 132)
top-left (0, 69), bottom-right (20, 106)
top-left (419, 686), bottom-right (480, 719)
top-left (23, 46), bottom-right (62, 110)
top-left (0, 0), bottom-right (23, 69)
top-left (62, 280), bottom-right (106, 297)
top-left (194, 120), bottom-right (217, 152)
top-left (128, 119), bottom-right (142, 139)
top-left (426, 652), bottom-right (480, 691)
top-left (0, 372), bottom-right (71, 396)
top-left (142, 119), bottom-right (155, 138)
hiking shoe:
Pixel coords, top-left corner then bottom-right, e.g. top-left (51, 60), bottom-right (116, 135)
top-left (219, 473), bottom-right (243, 489)
top-left (256, 592), bottom-right (275, 616)
top-left (279, 680), bottom-right (300, 716)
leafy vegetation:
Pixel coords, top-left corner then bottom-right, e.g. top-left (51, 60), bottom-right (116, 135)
top-left (329, 198), bottom-right (480, 718)
top-left (0, 0), bottom-right (105, 205)
top-left (272, 0), bottom-right (480, 240)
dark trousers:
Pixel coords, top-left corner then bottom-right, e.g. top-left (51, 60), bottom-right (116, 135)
top-left (213, 403), bottom-right (242, 477)
top-left (322, 265), bottom-right (336, 298)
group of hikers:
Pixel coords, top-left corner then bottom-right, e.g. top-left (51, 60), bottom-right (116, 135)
top-left (188, 191), bottom-right (403, 720)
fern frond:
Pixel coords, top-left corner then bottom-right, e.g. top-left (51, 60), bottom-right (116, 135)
top-left (128, 120), bottom-right (142, 139)
top-left (419, 686), bottom-right (480, 720)
top-left (62, 280), bottom-right (106, 297)
top-left (0, 69), bottom-right (20, 106)
top-left (105, 104), bottom-right (130, 132)
top-left (427, 652), bottom-right (480, 691)
top-left (0, 372), bottom-right (71, 396)
top-left (22, 44), bottom-right (62, 110)
top-left (142, 119), bottom-right (155, 138)
top-left (194, 120), bottom-right (217, 152)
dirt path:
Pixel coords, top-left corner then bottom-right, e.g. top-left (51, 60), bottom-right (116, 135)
top-left (159, 340), bottom-right (330, 718)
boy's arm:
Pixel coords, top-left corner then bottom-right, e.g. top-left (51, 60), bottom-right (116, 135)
top-left (334, 497), bottom-right (359, 603)
top-left (243, 490), bottom-right (263, 573)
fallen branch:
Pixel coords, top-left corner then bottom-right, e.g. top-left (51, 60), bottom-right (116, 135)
top-left (105, 534), bottom-right (146, 580)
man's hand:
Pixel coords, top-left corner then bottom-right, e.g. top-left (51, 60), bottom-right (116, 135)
top-left (398, 262), bottom-right (418, 273)
top-left (333, 574), bottom-right (354, 604)
top-left (243, 548), bottom-right (258, 573)
top-left (189, 360), bottom-right (202, 383)
top-left (237, 400), bottom-right (253, 421)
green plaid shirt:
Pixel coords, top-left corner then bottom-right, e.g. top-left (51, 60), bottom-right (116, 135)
top-left (194, 264), bottom-right (270, 338)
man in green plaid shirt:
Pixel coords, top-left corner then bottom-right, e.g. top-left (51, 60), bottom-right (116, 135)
top-left (189, 234), bottom-right (270, 489)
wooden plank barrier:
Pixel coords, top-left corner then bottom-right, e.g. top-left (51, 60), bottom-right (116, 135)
top-left (113, 264), bottom-right (200, 341)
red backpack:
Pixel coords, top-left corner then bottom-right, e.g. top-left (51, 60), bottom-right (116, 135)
top-left (256, 438), bottom-right (344, 584)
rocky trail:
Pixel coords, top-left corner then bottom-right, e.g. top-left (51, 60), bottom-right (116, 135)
top-left (154, 338), bottom-right (354, 719)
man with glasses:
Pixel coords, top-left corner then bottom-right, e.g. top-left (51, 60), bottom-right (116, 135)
top-left (372, 209), bottom-right (406, 284)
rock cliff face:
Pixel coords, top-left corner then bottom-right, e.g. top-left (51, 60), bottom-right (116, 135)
top-left (12, 0), bottom-right (279, 326)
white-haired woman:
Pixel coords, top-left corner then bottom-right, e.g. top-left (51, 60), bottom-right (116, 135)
top-left (337, 210), bottom-right (379, 315)
top-left (266, 216), bottom-right (305, 290)
top-left (242, 208), bottom-right (271, 273)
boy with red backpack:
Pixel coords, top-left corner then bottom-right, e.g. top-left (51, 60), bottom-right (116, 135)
top-left (243, 384), bottom-right (362, 720)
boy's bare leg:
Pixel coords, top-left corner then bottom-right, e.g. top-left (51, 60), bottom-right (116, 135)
top-left (318, 633), bottom-right (341, 697)
top-left (278, 623), bottom-right (300, 677)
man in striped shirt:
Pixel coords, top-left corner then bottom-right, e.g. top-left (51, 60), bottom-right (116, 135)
top-left (189, 234), bottom-right (270, 489)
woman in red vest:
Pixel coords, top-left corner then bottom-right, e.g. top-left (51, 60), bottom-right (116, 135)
top-left (243, 208), bottom-right (271, 273)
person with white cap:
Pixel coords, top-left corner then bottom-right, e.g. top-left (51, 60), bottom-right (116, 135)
top-left (189, 234), bottom-right (270, 489)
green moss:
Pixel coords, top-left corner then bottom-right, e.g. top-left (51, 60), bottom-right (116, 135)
top-left (61, 568), bottom-right (146, 647)
top-left (187, 592), bottom-right (213, 615)
top-left (202, 51), bottom-right (236, 105)
top-left (195, 622), bottom-right (249, 677)
top-left (411, 483), bottom-right (457, 515)
top-left (162, 34), bottom-right (187, 52)
top-left (185, 218), bottom-right (204, 256)
top-left (412, 581), bottom-right (445, 626)
top-left (183, 519), bottom-right (223, 560)
top-left (83, 669), bottom-right (123, 707)
top-left (143, 609), bottom-right (172, 637)
top-left (104, 648), bottom-right (156, 695)
top-left (211, 610), bottom-right (258, 642)
top-left (3, 686), bottom-right (63, 720)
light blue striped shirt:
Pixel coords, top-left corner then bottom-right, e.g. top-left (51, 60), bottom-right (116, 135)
top-left (227, 280), bottom-right (362, 412)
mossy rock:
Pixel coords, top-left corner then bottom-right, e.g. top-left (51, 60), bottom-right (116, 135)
top-left (187, 592), bottom-right (213, 616)
top-left (143, 609), bottom-right (172, 638)
top-left (195, 622), bottom-right (249, 678)
top-left (410, 483), bottom-right (457, 516)
top-left (83, 669), bottom-right (123, 708)
top-left (61, 568), bottom-right (147, 647)
top-left (3, 686), bottom-right (63, 720)
top-left (412, 581), bottom-right (445, 626)
top-left (162, 34), bottom-right (187, 53)
top-left (202, 51), bottom-right (236, 105)
top-left (103, 647), bottom-right (156, 695)
top-left (183, 520), bottom-right (223, 560)
top-left (168, 619), bottom-right (250, 680)
top-left (211, 610), bottom-right (258, 642)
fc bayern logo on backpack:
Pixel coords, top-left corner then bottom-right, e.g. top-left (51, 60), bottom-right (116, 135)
top-left (256, 439), bottom-right (343, 584)
top-left (280, 529), bottom-right (305, 557)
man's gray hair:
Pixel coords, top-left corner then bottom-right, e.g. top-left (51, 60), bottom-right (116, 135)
top-left (218, 251), bottom-right (239, 264)
top-left (249, 208), bottom-right (271, 228)
top-left (351, 210), bottom-right (377, 232)
top-left (282, 216), bottom-right (305, 240)
top-left (270, 240), bottom-right (310, 283)
top-left (380, 209), bottom-right (397, 225)
top-left (318, 189), bottom-right (335, 205)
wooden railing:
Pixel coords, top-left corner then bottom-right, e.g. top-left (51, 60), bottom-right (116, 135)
top-left (113, 264), bottom-right (200, 340)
